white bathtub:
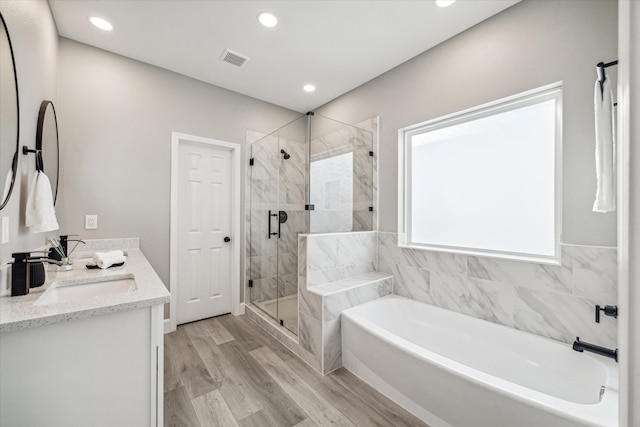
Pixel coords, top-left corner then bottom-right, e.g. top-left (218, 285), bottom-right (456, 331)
top-left (341, 295), bottom-right (618, 427)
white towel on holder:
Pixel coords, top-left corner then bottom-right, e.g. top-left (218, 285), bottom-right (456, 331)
top-left (593, 76), bottom-right (616, 213)
top-left (1, 170), bottom-right (12, 203)
top-left (25, 171), bottom-right (59, 233)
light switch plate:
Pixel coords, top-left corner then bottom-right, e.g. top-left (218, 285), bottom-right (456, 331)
top-left (85, 214), bottom-right (98, 230)
top-left (1, 217), bottom-right (9, 244)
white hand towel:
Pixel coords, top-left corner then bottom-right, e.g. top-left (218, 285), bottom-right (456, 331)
top-left (593, 77), bottom-right (616, 213)
top-left (25, 171), bottom-right (59, 233)
top-left (93, 250), bottom-right (125, 260)
top-left (1, 169), bottom-right (12, 203)
top-left (95, 255), bottom-right (127, 269)
top-left (92, 250), bottom-right (127, 269)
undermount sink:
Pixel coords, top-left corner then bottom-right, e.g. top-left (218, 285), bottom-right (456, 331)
top-left (34, 274), bottom-right (137, 306)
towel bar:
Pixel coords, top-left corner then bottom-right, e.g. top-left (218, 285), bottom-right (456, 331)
top-left (22, 146), bottom-right (44, 171)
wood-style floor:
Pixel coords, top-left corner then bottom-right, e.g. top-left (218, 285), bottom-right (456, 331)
top-left (164, 313), bottom-right (429, 427)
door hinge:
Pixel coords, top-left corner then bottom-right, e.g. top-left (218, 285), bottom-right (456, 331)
top-left (369, 206), bottom-right (373, 212)
top-left (249, 158), bottom-right (254, 166)
top-left (369, 151), bottom-right (374, 157)
top-left (279, 319), bottom-right (284, 326)
top-left (305, 204), bottom-right (315, 211)
top-left (248, 279), bottom-right (254, 288)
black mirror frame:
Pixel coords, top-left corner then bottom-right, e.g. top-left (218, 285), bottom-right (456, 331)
top-left (0, 12), bottom-right (20, 211)
top-left (35, 100), bottom-right (59, 204)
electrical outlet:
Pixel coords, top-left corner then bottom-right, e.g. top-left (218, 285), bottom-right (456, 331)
top-left (1, 217), bottom-right (9, 244)
top-left (85, 214), bottom-right (98, 230)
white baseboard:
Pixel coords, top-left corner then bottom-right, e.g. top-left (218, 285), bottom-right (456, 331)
top-left (164, 302), bottom-right (245, 333)
top-left (234, 302), bottom-right (246, 316)
top-left (164, 318), bottom-right (175, 334)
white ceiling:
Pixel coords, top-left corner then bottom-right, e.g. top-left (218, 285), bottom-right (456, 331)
top-left (48, 0), bottom-right (520, 113)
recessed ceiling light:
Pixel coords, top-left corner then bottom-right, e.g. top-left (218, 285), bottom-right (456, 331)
top-left (257, 12), bottom-right (278, 28)
top-left (303, 84), bottom-right (316, 93)
top-left (89, 16), bottom-right (113, 31)
top-left (435, 0), bottom-right (456, 7)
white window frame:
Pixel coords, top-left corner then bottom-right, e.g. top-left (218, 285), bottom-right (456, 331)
top-left (398, 82), bottom-right (563, 264)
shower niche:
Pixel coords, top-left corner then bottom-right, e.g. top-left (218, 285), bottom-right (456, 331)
top-left (248, 113), bottom-right (375, 335)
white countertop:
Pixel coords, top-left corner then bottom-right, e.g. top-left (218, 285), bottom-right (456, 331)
top-left (0, 248), bottom-right (171, 332)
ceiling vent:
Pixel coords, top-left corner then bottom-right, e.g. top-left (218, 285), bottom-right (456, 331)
top-left (220, 48), bottom-right (249, 67)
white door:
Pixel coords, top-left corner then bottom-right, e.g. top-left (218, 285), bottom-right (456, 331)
top-left (177, 141), bottom-right (232, 324)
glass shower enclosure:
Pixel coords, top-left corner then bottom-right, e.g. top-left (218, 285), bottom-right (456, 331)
top-left (248, 113), bottom-right (373, 335)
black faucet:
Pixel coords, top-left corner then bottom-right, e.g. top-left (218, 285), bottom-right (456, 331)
top-left (595, 304), bottom-right (618, 323)
top-left (572, 337), bottom-right (618, 362)
top-left (11, 252), bottom-right (63, 296)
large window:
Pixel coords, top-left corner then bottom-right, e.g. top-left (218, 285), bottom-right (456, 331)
top-left (398, 82), bottom-right (562, 264)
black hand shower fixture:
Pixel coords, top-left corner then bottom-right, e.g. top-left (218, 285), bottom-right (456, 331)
top-left (280, 149), bottom-right (290, 160)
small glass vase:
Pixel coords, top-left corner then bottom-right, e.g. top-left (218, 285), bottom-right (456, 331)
top-left (57, 257), bottom-right (73, 271)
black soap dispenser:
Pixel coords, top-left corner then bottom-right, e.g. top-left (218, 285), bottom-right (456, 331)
top-left (29, 262), bottom-right (45, 288)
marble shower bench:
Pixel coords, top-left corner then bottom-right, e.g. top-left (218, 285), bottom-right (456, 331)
top-left (297, 232), bottom-right (392, 374)
top-left (306, 271), bottom-right (393, 373)
top-left (247, 231), bottom-right (392, 374)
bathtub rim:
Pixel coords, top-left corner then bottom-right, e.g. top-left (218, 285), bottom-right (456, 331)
top-left (341, 295), bottom-right (618, 427)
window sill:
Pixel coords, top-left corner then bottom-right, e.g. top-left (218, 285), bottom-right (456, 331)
top-left (397, 235), bottom-right (561, 266)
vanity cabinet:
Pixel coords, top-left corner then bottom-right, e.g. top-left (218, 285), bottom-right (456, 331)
top-left (0, 304), bottom-right (164, 426)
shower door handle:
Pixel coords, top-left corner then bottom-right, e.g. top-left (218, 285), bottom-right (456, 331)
top-left (276, 210), bottom-right (287, 239)
top-left (277, 212), bottom-right (281, 239)
top-left (268, 210), bottom-right (279, 239)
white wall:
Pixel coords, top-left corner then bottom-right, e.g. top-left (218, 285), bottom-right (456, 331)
top-left (629, 1), bottom-right (640, 419)
top-left (56, 39), bottom-right (300, 312)
top-left (316, 0), bottom-right (618, 247)
top-left (0, 0), bottom-right (59, 266)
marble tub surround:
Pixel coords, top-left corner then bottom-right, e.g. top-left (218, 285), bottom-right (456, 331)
top-left (378, 231), bottom-right (618, 349)
top-left (0, 245), bottom-right (170, 332)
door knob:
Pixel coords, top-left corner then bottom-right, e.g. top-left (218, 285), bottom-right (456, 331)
top-left (224, 236), bottom-right (231, 243)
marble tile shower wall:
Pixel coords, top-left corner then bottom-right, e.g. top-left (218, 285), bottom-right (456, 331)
top-left (378, 232), bottom-right (618, 349)
top-left (245, 116), bottom-right (378, 304)
top-left (276, 134), bottom-right (307, 299)
top-left (245, 131), bottom-right (307, 302)
top-left (309, 118), bottom-right (377, 233)
top-left (354, 117), bottom-right (378, 232)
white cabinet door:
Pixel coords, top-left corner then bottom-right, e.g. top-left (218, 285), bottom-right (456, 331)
top-left (0, 306), bottom-right (162, 426)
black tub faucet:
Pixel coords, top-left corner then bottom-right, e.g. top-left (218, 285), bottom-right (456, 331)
top-left (10, 252), bottom-right (63, 297)
top-left (572, 337), bottom-right (618, 362)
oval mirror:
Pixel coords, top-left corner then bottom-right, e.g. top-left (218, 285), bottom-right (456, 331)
top-left (0, 12), bottom-right (20, 210)
top-left (36, 100), bottom-right (59, 204)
